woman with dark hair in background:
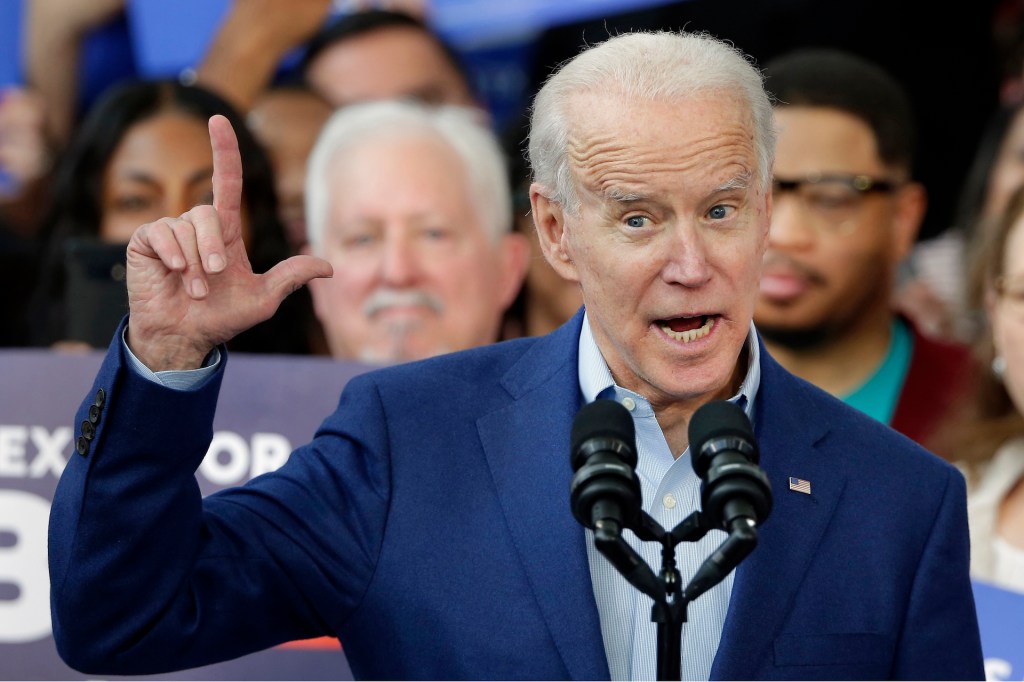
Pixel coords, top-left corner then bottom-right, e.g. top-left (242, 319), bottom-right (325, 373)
top-left (930, 182), bottom-right (1024, 594)
top-left (901, 102), bottom-right (1024, 343)
top-left (29, 78), bottom-right (316, 354)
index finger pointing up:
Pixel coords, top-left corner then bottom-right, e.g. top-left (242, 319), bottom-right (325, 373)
top-left (209, 114), bottom-right (244, 240)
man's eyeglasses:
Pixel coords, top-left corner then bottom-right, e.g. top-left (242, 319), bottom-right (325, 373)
top-left (994, 275), bottom-right (1024, 319)
top-left (772, 173), bottom-right (900, 234)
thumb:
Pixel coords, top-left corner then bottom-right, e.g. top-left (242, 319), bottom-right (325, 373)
top-left (262, 254), bottom-right (334, 302)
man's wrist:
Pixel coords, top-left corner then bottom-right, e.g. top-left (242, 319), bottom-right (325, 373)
top-left (122, 327), bottom-right (221, 390)
top-left (125, 324), bottom-right (214, 373)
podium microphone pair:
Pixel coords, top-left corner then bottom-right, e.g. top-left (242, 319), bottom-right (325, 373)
top-left (569, 398), bottom-right (772, 585)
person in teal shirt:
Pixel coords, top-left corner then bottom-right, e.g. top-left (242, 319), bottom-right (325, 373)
top-left (753, 47), bottom-right (973, 446)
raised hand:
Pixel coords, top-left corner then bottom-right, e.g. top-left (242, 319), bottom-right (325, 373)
top-left (124, 114), bottom-right (332, 371)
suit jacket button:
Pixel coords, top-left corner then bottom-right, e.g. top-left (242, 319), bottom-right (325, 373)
top-left (89, 404), bottom-right (101, 424)
top-left (76, 436), bottom-right (89, 456)
top-left (81, 420), bottom-right (95, 441)
top-left (93, 388), bottom-right (106, 408)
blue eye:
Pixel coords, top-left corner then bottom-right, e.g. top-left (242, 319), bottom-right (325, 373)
top-left (625, 216), bottom-right (649, 229)
top-left (345, 233), bottom-right (376, 248)
top-left (708, 205), bottom-right (730, 220)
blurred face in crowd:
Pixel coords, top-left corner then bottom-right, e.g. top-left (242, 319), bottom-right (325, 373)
top-left (983, 107), bottom-right (1024, 223)
top-left (305, 26), bottom-right (475, 109)
top-left (101, 110), bottom-right (254, 248)
top-left (308, 131), bottom-right (527, 364)
top-left (247, 88), bottom-right (332, 251)
top-left (532, 91), bottom-right (771, 411)
top-left (755, 106), bottom-right (923, 347)
top-left (991, 216), bottom-right (1024, 413)
top-left (100, 111), bottom-right (218, 244)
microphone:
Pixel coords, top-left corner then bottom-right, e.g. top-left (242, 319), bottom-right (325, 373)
top-left (569, 399), bottom-right (642, 538)
top-left (687, 400), bottom-right (772, 533)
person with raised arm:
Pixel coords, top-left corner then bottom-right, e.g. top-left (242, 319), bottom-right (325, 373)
top-left (120, 114), bottom-right (332, 371)
top-left (49, 31), bottom-right (983, 681)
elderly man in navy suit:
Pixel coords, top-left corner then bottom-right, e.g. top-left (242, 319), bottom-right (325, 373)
top-left (49, 29), bottom-right (983, 680)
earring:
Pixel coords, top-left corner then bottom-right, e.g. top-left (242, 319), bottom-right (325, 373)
top-left (993, 355), bottom-right (1007, 380)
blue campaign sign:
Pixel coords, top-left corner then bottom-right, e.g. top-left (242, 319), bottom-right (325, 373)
top-left (0, 348), bottom-right (371, 679)
top-left (433, 0), bottom-right (684, 48)
top-left (0, 0), bottom-right (22, 87)
top-left (118, 0), bottom-right (683, 130)
top-left (973, 578), bottom-right (1024, 680)
top-left (125, 0), bottom-right (232, 77)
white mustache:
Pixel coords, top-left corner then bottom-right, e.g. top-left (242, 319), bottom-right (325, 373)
top-left (363, 289), bottom-right (444, 317)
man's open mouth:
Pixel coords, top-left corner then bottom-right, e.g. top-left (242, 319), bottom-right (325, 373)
top-left (658, 314), bottom-right (715, 342)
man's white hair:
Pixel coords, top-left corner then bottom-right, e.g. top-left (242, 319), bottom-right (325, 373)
top-left (528, 30), bottom-right (776, 213)
top-left (305, 99), bottom-right (512, 253)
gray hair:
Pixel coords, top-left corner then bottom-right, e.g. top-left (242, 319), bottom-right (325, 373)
top-left (528, 30), bottom-right (776, 213)
top-left (305, 99), bottom-right (512, 253)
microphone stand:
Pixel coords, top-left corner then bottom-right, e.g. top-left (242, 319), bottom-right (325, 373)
top-left (593, 510), bottom-right (759, 681)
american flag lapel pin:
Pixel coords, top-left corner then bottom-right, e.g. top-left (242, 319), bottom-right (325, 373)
top-left (789, 477), bottom-right (812, 495)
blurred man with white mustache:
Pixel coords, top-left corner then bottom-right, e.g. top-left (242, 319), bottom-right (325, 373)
top-left (304, 99), bottom-right (529, 364)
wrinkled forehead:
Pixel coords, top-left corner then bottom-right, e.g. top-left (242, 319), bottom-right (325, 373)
top-left (566, 85), bottom-right (752, 142)
top-left (328, 127), bottom-right (460, 177)
top-left (563, 88), bottom-right (760, 190)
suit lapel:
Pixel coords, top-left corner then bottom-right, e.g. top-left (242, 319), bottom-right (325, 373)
top-left (711, 345), bottom-right (848, 679)
top-left (476, 312), bottom-right (610, 681)
top-left (478, 322), bottom-right (848, 680)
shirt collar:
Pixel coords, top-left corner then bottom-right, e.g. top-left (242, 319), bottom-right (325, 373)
top-left (577, 310), bottom-right (761, 422)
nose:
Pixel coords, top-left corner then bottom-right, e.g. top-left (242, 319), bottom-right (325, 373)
top-left (661, 222), bottom-right (713, 287)
top-left (768, 194), bottom-right (817, 250)
top-left (380, 230), bottom-right (423, 286)
top-left (168, 190), bottom-right (195, 219)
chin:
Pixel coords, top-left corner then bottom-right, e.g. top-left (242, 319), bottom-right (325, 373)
top-left (359, 338), bottom-right (456, 365)
top-left (756, 322), bottom-right (830, 350)
top-left (643, 359), bottom-right (736, 405)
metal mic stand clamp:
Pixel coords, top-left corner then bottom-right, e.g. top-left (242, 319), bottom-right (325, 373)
top-left (594, 508), bottom-right (759, 681)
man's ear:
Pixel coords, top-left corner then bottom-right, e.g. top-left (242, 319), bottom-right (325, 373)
top-left (891, 181), bottom-right (927, 263)
top-left (530, 182), bottom-right (579, 282)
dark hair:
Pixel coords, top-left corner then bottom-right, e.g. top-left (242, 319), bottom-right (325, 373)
top-left (498, 108), bottom-right (532, 340)
top-left (952, 104), bottom-right (1024, 319)
top-left (299, 9), bottom-right (473, 96)
top-left (763, 48), bottom-right (917, 172)
top-left (953, 105), bottom-right (1024, 232)
top-left (30, 78), bottom-right (312, 353)
top-left (930, 183), bottom-right (1024, 466)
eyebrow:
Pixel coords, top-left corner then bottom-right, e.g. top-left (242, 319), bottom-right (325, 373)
top-left (715, 171), bottom-right (753, 193)
top-left (602, 187), bottom-right (647, 203)
top-left (600, 171), bottom-right (754, 204)
top-left (117, 167), bottom-right (214, 187)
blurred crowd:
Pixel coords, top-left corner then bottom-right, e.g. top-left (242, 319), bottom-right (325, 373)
top-left (3, 0), bottom-right (1024, 595)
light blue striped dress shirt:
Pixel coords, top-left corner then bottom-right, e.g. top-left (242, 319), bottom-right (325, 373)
top-left (576, 312), bottom-right (761, 681)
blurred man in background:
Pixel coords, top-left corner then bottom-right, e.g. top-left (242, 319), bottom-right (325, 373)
top-left (754, 48), bottom-right (973, 446)
top-left (303, 99), bottom-right (527, 364)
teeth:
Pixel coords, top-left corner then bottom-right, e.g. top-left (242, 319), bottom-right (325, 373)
top-left (660, 316), bottom-right (713, 343)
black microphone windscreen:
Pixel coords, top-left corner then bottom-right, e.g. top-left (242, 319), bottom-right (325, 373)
top-left (687, 400), bottom-right (755, 457)
top-left (571, 399), bottom-right (635, 461)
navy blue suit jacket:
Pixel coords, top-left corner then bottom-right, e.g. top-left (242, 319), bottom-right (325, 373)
top-left (49, 311), bottom-right (984, 680)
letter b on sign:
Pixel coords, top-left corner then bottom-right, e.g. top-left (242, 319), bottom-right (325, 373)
top-left (0, 489), bottom-right (51, 642)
